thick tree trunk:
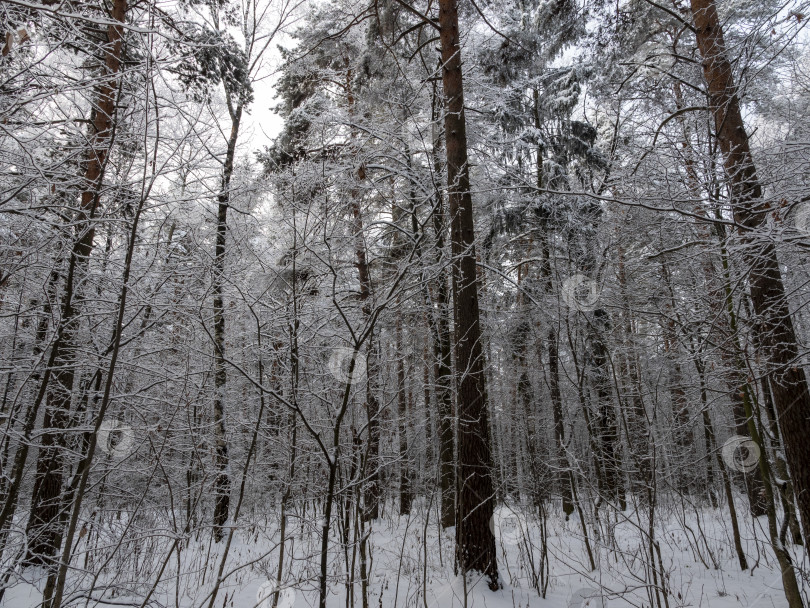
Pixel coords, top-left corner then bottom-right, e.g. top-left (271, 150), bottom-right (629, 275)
top-left (25, 0), bottom-right (127, 567)
top-left (691, 0), bottom-right (810, 557)
top-left (437, 0), bottom-right (499, 587)
top-left (672, 77), bottom-right (767, 513)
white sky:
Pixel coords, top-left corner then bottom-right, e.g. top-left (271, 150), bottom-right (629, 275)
top-left (243, 69), bottom-right (286, 152)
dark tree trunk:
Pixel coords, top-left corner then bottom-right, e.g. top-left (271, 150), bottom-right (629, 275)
top-left (397, 316), bottom-right (412, 516)
top-left (691, 0), bottom-right (810, 554)
top-left (760, 376), bottom-right (803, 544)
top-left (351, 188), bottom-right (381, 523)
top-left (25, 0), bottom-right (127, 567)
top-left (544, 327), bottom-right (574, 518)
top-left (513, 269), bottom-right (544, 509)
top-left (344, 67), bottom-right (380, 524)
top-left (711, 219), bottom-right (770, 517)
top-left (428, 87), bottom-right (456, 529)
top-left (660, 262), bottom-right (694, 496)
top-left (437, 0), bottom-right (499, 587)
top-left (0, 273), bottom-right (57, 567)
top-left (393, 188), bottom-right (413, 517)
top-left (616, 245), bottom-right (651, 504)
top-left (514, 319), bottom-right (544, 509)
top-left (537, 213), bottom-right (574, 518)
top-left (587, 312), bottom-right (624, 510)
top-left (212, 107), bottom-right (241, 542)
top-left (691, 348), bottom-right (748, 567)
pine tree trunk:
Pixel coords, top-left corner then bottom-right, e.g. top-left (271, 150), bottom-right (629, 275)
top-left (437, 0), bottom-right (498, 587)
top-left (25, 0), bottom-right (127, 567)
top-left (691, 0), bottom-right (810, 554)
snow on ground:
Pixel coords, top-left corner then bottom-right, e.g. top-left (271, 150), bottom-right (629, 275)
top-left (1, 497), bottom-right (805, 607)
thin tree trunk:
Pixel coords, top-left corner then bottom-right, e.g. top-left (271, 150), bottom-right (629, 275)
top-left (587, 312), bottom-right (624, 510)
top-left (396, 310), bottom-right (413, 515)
top-left (211, 105), bottom-right (242, 542)
top-left (544, 326), bottom-right (574, 517)
top-left (693, 352), bottom-right (747, 568)
top-left (660, 261), bottom-right (693, 496)
top-left (512, 273), bottom-right (543, 509)
top-left (344, 66), bottom-right (380, 523)
top-left (49, 124), bottom-right (146, 608)
top-left (0, 269), bottom-right (58, 566)
top-left (428, 85), bottom-right (456, 528)
top-left (760, 375), bottom-right (803, 545)
top-left (739, 379), bottom-right (803, 607)
top-left (536, 207), bottom-right (574, 518)
top-left (616, 244), bottom-right (651, 504)
top-left (712, 213), bottom-right (769, 516)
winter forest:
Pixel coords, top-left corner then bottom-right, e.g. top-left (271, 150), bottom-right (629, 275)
top-left (3, 0), bottom-right (810, 605)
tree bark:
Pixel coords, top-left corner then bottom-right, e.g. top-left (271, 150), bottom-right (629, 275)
top-left (428, 86), bottom-right (456, 528)
top-left (616, 245), bottom-right (651, 504)
top-left (211, 106), bottom-right (241, 542)
top-left (396, 314), bottom-right (412, 516)
top-left (535, 190), bottom-right (574, 518)
top-left (690, 0), bottom-right (810, 546)
top-left (437, 0), bottom-right (499, 587)
top-left (587, 311), bottom-right (625, 510)
top-left (672, 76), bottom-right (767, 513)
top-left (345, 66), bottom-right (380, 523)
top-left (660, 261), bottom-right (694, 496)
top-left (25, 0), bottom-right (127, 567)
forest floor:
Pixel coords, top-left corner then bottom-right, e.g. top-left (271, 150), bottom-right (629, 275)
top-left (1, 498), bottom-right (804, 607)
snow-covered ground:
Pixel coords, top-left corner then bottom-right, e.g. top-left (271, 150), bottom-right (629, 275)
top-left (2, 498), bottom-right (805, 607)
